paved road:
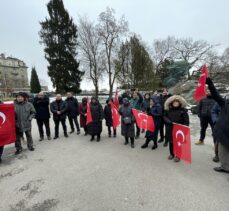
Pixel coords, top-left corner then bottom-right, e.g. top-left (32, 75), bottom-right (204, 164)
top-left (0, 114), bottom-right (229, 211)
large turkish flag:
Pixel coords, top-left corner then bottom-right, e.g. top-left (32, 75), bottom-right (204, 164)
top-left (193, 64), bottom-right (209, 101)
top-left (173, 123), bottom-right (192, 163)
top-left (0, 104), bottom-right (16, 146)
top-left (132, 109), bottom-right (155, 132)
top-left (110, 101), bottom-right (120, 129)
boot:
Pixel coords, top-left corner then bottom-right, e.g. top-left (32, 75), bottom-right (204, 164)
top-left (141, 139), bottom-right (150, 149)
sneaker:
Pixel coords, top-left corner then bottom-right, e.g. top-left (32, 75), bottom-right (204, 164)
top-left (168, 155), bottom-right (174, 160)
top-left (195, 140), bottom-right (204, 145)
top-left (213, 156), bottom-right (219, 163)
top-left (174, 157), bottom-right (180, 162)
top-left (214, 167), bottom-right (229, 173)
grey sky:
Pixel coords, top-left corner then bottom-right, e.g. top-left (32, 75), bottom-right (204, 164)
top-left (1, 0), bottom-right (229, 90)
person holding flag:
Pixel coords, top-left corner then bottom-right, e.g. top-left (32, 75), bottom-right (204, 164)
top-left (130, 89), bottom-right (143, 139)
top-left (87, 97), bottom-right (104, 142)
top-left (119, 98), bottom-right (135, 148)
top-left (206, 77), bottom-right (229, 173)
top-left (79, 97), bottom-right (88, 136)
top-left (164, 95), bottom-right (189, 162)
top-left (104, 98), bottom-right (117, 138)
top-left (141, 96), bottom-right (162, 150)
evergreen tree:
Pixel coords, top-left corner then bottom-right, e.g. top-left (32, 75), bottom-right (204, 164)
top-left (30, 67), bottom-right (41, 93)
top-left (39, 0), bottom-right (83, 93)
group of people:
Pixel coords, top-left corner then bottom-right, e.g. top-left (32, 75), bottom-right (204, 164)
top-left (0, 78), bottom-right (229, 174)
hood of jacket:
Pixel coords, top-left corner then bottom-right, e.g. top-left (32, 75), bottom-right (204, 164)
top-left (164, 95), bottom-right (188, 111)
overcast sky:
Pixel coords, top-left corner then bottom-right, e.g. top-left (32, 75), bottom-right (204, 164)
top-left (1, 0), bottom-right (229, 90)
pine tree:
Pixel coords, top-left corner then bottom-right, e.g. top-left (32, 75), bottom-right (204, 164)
top-left (30, 67), bottom-right (41, 93)
top-left (39, 0), bottom-right (83, 93)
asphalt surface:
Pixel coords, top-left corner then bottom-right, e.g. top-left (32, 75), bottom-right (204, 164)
top-left (0, 114), bottom-right (229, 211)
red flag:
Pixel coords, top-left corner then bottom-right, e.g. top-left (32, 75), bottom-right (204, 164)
top-left (114, 89), bottom-right (120, 109)
top-left (132, 109), bottom-right (155, 132)
top-left (193, 64), bottom-right (209, 101)
top-left (86, 98), bottom-right (92, 125)
top-left (110, 101), bottom-right (120, 129)
top-left (173, 123), bottom-right (192, 164)
top-left (0, 104), bottom-right (16, 147)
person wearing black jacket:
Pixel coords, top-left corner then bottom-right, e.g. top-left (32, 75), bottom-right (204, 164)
top-left (104, 99), bottom-right (116, 138)
top-left (65, 92), bottom-right (80, 135)
top-left (33, 92), bottom-right (51, 141)
top-left (164, 95), bottom-right (189, 162)
top-left (50, 94), bottom-right (68, 139)
top-left (206, 78), bottom-right (229, 173)
top-left (0, 100), bottom-right (4, 163)
top-left (195, 93), bottom-right (216, 145)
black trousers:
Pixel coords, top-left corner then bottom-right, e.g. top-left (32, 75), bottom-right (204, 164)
top-left (54, 119), bottom-right (67, 137)
top-left (159, 118), bottom-right (165, 140)
top-left (36, 119), bottom-right (51, 138)
top-left (68, 116), bottom-right (80, 132)
top-left (15, 129), bottom-right (33, 150)
top-left (136, 124), bottom-right (140, 136)
top-left (0, 146), bottom-right (4, 159)
top-left (169, 142), bottom-right (174, 156)
top-left (125, 137), bottom-right (134, 144)
top-left (199, 116), bottom-right (214, 141)
top-left (108, 126), bottom-right (116, 136)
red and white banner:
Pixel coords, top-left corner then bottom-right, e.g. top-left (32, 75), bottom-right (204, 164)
top-left (0, 104), bottom-right (16, 146)
top-left (173, 123), bottom-right (192, 164)
top-left (113, 89), bottom-right (120, 109)
top-left (110, 101), bottom-right (120, 129)
top-left (132, 109), bottom-right (155, 132)
top-left (193, 64), bottom-right (209, 101)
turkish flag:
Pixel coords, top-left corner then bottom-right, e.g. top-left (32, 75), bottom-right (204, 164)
top-left (173, 123), bottom-right (192, 164)
top-left (113, 89), bottom-right (120, 109)
top-left (110, 101), bottom-right (120, 129)
top-left (86, 99), bottom-right (93, 125)
top-left (0, 104), bottom-right (16, 147)
top-left (132, 109), bottom-right (155, 132)
top-left (193, 64), bottom-right (209, 101)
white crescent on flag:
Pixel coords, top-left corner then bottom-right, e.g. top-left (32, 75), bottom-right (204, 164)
top-left (176, 130), bottom-right (185, 147)
top-left (0, 111), bottom-right (6, 125)
top-left (137, 113), bottom-right (147, 122)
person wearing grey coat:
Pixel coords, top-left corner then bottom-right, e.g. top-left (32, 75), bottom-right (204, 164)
top-left (119, 98), bottom-right (135, 148)
top-left (15, 93), bottom-right (36, 155)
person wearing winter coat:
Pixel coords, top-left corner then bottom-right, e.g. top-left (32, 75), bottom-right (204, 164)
top-left (0, 100), bottom-right (4, 163)
top-left (33, 92), bottom-right (51, 141)
top-left (130, 89), bottom-right (143, 139)
top-left (206, 78), bottom-right (229, 173)
top-left (158, 88), bottom-right (172, 146)
top-left (211, 102), bottom-right (221, 162)
top-left (142, 93), bottom-right (150, 112)
top-left (119, 98), bottom-right (135, 148)
top-left (65, 92), bottom-right (80, 135)
top-left (15, 92), bottom-right (36, 155)
top-left (104, 99), bottom-right (116, 138)
top-left (79, 97), bottom-right (88, 135)
top-left (164, 95), bottom-right (189, 162)
top-left (195, 93), bottom-right (216, 145)
top-left (50, 94), bottom-right (68, 139)
top-left (87, 97), bottom-right (104, 142)
top-left (141, 96), bottom-right (163, 150)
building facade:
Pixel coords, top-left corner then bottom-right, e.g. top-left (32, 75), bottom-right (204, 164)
top-left (0, 53), bottom-right (29, 96)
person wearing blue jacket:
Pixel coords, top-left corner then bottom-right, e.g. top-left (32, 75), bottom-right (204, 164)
top-left (141, 96), bottom-right (162, 150)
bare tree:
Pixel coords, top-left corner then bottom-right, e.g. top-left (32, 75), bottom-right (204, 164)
top-left (97, 7), bottom-right (128, 97)
top-left (172, 38), bottom-right (215, 79)
top-left (78, 16), bottom-right (104, 97)
top-left (221, 47), bottom-right (229, 71)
